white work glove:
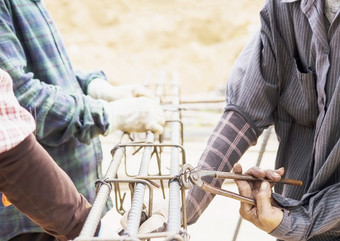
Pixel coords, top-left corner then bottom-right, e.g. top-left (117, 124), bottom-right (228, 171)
top-left (88, 78), bottom-right (154, 101)
top-left (138, 200), bottom-right (168, 234)
top-left (119, 200), bottom-right (168, 235)
top-left (105, 97), bottom-right (165, 134)
top-left (98, 209), bottom-right (121, 238)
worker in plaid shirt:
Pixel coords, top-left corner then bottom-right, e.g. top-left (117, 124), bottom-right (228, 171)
top-left (0, 68), bottom-right (93, 241)
top-left (0, 1), bottom-right (165, 240)
top-left (0, 68), bottom-right (124, 241)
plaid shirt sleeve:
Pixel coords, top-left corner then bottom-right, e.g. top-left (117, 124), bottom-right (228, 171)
top-left (186, 110), bottom-right (258, 224)
top-left (0, 69), bottom-right (36, 154)
top-left (0, 1), bottom-right (110, 146)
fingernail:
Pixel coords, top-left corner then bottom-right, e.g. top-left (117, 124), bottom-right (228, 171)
top-left (261, 181), bottom-right (269, 190)
top-left (272, 172), bottom-right (280, 178)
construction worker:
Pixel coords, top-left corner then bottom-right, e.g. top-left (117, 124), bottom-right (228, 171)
top-left (0, 68), bottom-right (123, 240)
top-left (0, 1), bottom-right (165, 240)
top-left (186, 0), bottom-right (340, 240)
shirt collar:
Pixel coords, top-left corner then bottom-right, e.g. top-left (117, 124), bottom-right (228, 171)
top-left (281, 0), bottom-right (316, 12)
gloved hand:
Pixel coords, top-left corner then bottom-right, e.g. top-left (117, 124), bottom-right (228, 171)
top-left (119, 199), bottom-right (168, 235)
top-left (105, 97), bottom-right (166, 135)
top-left (88, 78), bottom-right (154, 101)
top-left (98, 208), bottom-right (121, 238)
top-left (138, 200), bottom-right (168, 234)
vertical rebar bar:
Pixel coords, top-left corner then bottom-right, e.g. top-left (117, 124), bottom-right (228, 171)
top-left (78, 139), bottom-right (126, 237)
top-left (125, 132), bottom-right (155, 235)
top-left (167, 71), bottom-right (182, 233)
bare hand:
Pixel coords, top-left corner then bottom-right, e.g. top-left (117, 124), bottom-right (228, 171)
top-left (233, 163), bottom-right (284, 233)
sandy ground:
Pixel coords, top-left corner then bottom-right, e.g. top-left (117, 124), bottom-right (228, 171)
top-left (42, 1), bottom-right (279, 240)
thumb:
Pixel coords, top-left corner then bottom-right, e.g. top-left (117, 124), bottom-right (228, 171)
top-left (255, 181), bottom-right (284, 233)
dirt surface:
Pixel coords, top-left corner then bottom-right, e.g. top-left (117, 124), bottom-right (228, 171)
top-left (44, 0), bottom-right (265, 95)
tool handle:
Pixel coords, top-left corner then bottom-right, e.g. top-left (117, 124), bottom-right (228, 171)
top-left (213, 171), bottom-right (303, 186)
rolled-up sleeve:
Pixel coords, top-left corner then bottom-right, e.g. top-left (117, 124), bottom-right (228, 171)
top-left (75, 70), bottom-right (107, 95)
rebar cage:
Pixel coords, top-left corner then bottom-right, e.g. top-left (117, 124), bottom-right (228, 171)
top-left (74, 71), bottom-right (199, 241)
top-left (72, 70), bottom-right (275, 241)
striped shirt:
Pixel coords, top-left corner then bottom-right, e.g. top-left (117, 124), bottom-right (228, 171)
top-left (0, 69), bottom-right (35, 153)
top-left (0, 0), bottom-right (110, 239)
top-left (187, 0), bottom-right (340, 240)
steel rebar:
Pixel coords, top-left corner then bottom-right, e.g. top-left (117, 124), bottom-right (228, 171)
top-left (77, 137), bottom-right (126, 238)
top-left (167, 71), bottom-right (182, 234)
top-left (125, 132), bottom-right (155, 235)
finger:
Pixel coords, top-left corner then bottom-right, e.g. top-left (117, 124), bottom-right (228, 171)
top-left (261, 167), bottom-right (284, 183)
top-left (133, 85), bottom-right (155, 99)
top-left (276, 167), bottom-right (285, 176)
top-left (235, 171), bottom-right (255, 221)
top-left (264, 169), bottom-right (283, 182)
top-left (232, 163), bottom-right (243, 174)
top-left (246, 166), bottom-right (285, 182)
top-left (255, 181), bottom-right (284, 233)
top-left (233, 163), bottom-right (251, 194)
top-left (245, 166), bottom-right (267, 178)
top-left (235, 178), bottom-right (252, 197)
top-left (256, 181), bottom-right (272, 210)
top-left (234, 163), bottom-right (255, 190)
top-left (255, 181), bottom-right (273, 222)
top-left (239, 201), bottom-right (255, 221)
top-left (149, 124), bottom-right (164, 135)
top-left (138, 214), bottom-right (167, 234)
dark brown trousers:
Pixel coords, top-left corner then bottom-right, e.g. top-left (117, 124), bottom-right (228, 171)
top-left (0, 134), bottom-right (92, 241)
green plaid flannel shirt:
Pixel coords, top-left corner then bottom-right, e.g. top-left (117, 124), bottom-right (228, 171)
top-left (0, 0), bottom-right (111, 239)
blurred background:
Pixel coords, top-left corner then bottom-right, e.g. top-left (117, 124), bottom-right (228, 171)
top-left (45, 0), bottom-right (264, 95)
top-left (44, 1), bottom-right (278, 241)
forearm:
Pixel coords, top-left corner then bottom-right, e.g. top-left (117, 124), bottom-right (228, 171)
top-left (0, 3), bottom-right (109, 145)
top-left (75, 70), bottom-right (107, 94)
top-left (186, 110), bottom-right (258, 224)
top-left (0, 134), bottom-right (92, 240)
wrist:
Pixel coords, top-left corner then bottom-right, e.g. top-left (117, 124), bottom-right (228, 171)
top-left (88, 78), bottom-right (116, 101)
top-left (102, 101), bottom-right (114, 135)
top-left (102, 101), bottom-right (121, 135)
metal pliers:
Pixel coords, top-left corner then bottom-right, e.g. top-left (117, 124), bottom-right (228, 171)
top-left (179, 164), bottom-right (302, 206)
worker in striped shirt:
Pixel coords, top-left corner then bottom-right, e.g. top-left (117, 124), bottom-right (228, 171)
top-left (186, 1), bottom-right (340, 240)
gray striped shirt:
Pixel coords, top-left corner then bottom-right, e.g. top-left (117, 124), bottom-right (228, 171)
top-left (187, 0), bottom-right (340, 240)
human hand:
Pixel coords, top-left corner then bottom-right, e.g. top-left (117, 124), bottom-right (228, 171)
top-left (88, 78), bottom-right (154, 101)
top-left (98, 209), bottom-right (121, 238)
top-left (138, 199), bottom-right (168, 234)
top-left (105, 97), bottom-right (165, 134)
top-left (119, 199), bottom-right (168, 235)
top-left (233, 163), bottom-right (284, 233)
